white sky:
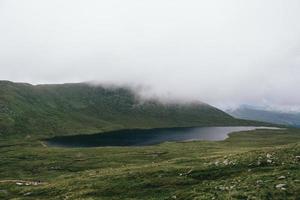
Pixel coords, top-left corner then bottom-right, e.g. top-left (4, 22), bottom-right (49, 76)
top-left (0, 0), bottom-right (300, 110)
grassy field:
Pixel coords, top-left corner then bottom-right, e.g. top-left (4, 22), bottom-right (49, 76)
top-left (0, 128), bottom-right (299, 200)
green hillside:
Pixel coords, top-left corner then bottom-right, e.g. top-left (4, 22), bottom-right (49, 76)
top-left (0, 81), bottom-right (299, 199)
top-left (0, 81), bottom-right (251, 139)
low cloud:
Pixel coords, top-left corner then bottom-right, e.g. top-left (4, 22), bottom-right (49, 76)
top-left (0, 0), bottom-right (300, 110)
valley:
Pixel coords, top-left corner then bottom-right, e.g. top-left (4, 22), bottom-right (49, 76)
top-left (0, 81), bottom-right (299, 199)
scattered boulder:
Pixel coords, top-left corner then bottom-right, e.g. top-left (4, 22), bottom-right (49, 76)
top-left (257, 161), bottom-right (261, 166)
top-left (275, 184), bottom-right (286, 190)
top-left (267, 159), bottom-right (272, 164)
top-left (223, 159), bottom-right (229, 165)
top-left (219, 186), bottom-right (226, 191)
top-left (9, 180), bottom-right (45, 186)
top-left (214, 161), bottom-right (219, 166)
top-left (24, 192), bottom-right (32, 196)
top-left (186, 169), bottom-right (193, 175)
top-left (278, 176), bottom-right (286, 180)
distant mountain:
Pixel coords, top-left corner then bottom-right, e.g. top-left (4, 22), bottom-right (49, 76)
top-left (228, 105), bottom-right (300, 127)
top-left (0, 81), bottom-right (257, 138)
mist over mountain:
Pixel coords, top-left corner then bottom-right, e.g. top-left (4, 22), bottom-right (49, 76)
top-left (1, 81), bottom-right (262, 138)
top-left (1, 2), bottom-right (300, 199)
top-left (0, 0), bottom-right (300, 110)
top-left (228, 105), bottom-right (300, 127)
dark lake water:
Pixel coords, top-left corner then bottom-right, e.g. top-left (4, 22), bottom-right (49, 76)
top-left (46, 126), bottom-right (279, 147)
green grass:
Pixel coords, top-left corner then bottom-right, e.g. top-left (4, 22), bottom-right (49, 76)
top-left (0, 80), bottom-right (297, 199)
top-left (0, 128), bottom-right (299, 199)
top-left (0, 81), bottom-right (269, 139)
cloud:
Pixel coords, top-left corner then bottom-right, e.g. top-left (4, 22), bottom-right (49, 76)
top-left (0, 0), bottom-right (300, 110)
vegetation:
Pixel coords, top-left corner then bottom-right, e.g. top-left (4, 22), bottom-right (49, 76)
top-left (0, 128), bottom-right (299, 199)
top-left (0, 81), bottom-right (298, 199)
top-left (0, 81), bottom-right (265, 140)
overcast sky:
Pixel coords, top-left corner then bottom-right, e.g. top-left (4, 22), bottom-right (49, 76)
top-left (0, 0), bottom-right (300, 110)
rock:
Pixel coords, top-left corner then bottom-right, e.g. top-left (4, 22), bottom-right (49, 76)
top-left (266, 153), bottom-right (272, 158)
top-left (267, 159), bottom-right (272, 164)
top-left (223, 159), bottom-right (229, 165)
top-left (275, 184), bottom-right (286, 189)
top-left (296, 156), bottom-right (300, 161)
top-left (257, 161), bottom-right (261, 166)
top-left (50, 166), bottom-right (62, 170)
top-left (278, 176), bottom-right (286, 180)
top-left (256, 180), bottom-right (263, 184)
top-left (186, 169), bottom-right (193, 175)
top-left (24, 192), bottom-right (32, 196)
top-left (16, 182), bottom-right (23, 186)
top-left (219, 186), bottom-right (226, 191)
top-left (172, 195), bottom-right (177, 199)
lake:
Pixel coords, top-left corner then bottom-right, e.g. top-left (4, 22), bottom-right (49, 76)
top-left (45, 126), bottom-right (280, 147)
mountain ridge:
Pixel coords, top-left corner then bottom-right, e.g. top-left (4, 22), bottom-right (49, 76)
top-left (228, 106), bottom-right (300, 127)
top-left (0, 81), bottom-right (267, 139)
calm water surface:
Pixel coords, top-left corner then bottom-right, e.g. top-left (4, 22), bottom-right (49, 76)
top-left (46, 126), bottom-right (279, 147)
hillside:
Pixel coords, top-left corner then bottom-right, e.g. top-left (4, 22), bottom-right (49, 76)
top-left (228, 106), bottom-right (300, 127)
top-left (0, 81), bottom-right (299, 200)
top-left (0, 81), bottom-right (248, 138)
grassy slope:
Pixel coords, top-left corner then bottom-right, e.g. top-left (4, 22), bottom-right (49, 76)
top-left (0, 81), bottom-right (245, 139)
top-left (0, 128), bottom-right (299, 199)
top-left (1, 80), bottom-right (297, 199)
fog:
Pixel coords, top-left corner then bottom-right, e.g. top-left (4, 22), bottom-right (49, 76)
top-left (0, 0), bottom-right (300, 111)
